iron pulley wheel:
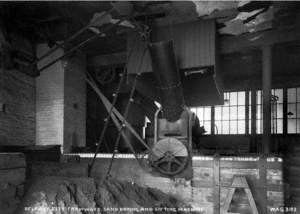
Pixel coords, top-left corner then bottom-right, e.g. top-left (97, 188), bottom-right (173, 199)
top-left (150, 137), bottom-right (189, 176)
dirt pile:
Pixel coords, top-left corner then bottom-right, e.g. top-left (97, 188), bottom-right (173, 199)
top-left (15, 176), bottom-right (194, 214)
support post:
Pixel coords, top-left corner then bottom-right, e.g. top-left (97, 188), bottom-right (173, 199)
top-left (251, 90), bottom-right (257, 152)
top-left (259, 155), bottom-right (267, 214)
top-left (283, 88), bottom-right (288, 135)
top-left (213, 154), bottom-right (220, 214)
top-left (211, 106), bottom-right (215, 135)
top-left (245, 91), bottom-right (250, 135)
top-left (262, 45), bottom-right (272, 154)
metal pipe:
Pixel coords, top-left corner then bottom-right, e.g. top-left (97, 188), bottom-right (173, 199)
top-left (148, 40), bottom-right (185, 122)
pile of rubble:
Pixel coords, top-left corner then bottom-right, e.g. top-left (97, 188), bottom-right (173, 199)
top-left (16, 176), bottom-right (194, 214)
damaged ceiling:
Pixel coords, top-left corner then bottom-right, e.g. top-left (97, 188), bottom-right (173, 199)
top-left (1, 1), bottom-right (299, 44)
top-left (0, 1), bottom-right (300, 76)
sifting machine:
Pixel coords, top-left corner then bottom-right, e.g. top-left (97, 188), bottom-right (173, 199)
top-left (148, 41), bottom-right (194, 177)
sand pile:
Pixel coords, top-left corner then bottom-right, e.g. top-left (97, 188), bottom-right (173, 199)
top-left (15, 176), bottom-right (193, 214)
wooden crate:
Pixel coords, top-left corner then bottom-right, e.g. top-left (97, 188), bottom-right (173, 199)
top-left (192, 155), bottom-right (285, 214)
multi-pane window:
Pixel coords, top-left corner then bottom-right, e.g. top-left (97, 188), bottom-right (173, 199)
top-left (190, 107), bottom-right (211, 135)
top-left (287, 88), bottom-right (300, 133)
top-left (191, 91), bottom-right (247, 135)
top-left (256, 89), bottom-right (283, 134)
top-left (191, 88), bottom-right (300, 135)
top-left (248, 91), bottom-right (252, 134)
top-left (256, 90), bottom-right (263, 134)
top-left (272, 89), bottom-right (283, 134)
top-left (215, 91), bottom-right (246, 134)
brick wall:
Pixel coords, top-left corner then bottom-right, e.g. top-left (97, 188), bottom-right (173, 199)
top-left (36, 44), bottom-right (86, 152)
top-left (0, 68), bottom-right (35, 146)
top-left (36, 44), bottom-right (65, 147)
top-left (64, 54), bottom-right (86, 152)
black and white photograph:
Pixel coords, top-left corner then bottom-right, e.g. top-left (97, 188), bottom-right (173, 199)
top-left (0, 1), bottom-right (299, 213)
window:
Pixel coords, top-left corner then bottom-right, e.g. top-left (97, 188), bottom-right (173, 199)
top-left (256, 90), bottom-right (263, 134)
top-left (215, 91), bottom-right (246, 134)
top-left (190, 88), bottom-right (298, 135)
top-left (271, 89), bottom-right (283, 134)
top-left (287, 88), bottom-right (300, 133)
top-left (256, 89), bottom-right (283, 134)
top-left (190, 107), bottom-right (211, 135)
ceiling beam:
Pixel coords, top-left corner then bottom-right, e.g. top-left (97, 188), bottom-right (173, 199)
top-left (220, 26), bottom-right (300, 54)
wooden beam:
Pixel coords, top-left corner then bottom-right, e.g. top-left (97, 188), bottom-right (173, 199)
top-left (259, 155), bottom-right (267, 214)
top-left (213, 154), bottom-right (220, 214)
top-left (86, 77), bottom-right (151, 152)
top-left (211, 106), bottom-right (215, 135)
top-left (220, 26), bottom-right (300, 54)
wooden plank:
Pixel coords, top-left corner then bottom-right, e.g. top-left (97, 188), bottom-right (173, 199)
top-left (266, 161), bottom-right (283, 169)
top-left (267, 191), bottom-right (284, 205)
top-left (192, 187), bottom-right (214, 204)
top-left (0, 153), bottom-right (26, 169)
top-left (259, 156), bottom-right (268, 214)
top-left (266, 169), bottom-right (283, 186)
top-left (192, 182), bottom-right (285, 193)
top-left (245, 188), bottom-right (259, 214)
top-left (193, 160), bottom-right (214, 168)
top-left (0, 168), bottom-right (25, 185)
top-left (193, 167), bottom-right (213, 177)
top-left (213, 155), bottom-right (220, 214)
top-left (222, 188), bottom-right (235, 214)
top-left (220, 161), bottom-right (259, 169)
top-left (220, 168), bottom-right (260, 186)
top-left (220, 156), bottom-right (260, 161)
top-left (191, 180), bottom-right (213, 188)
top-left (266, 184), bottom-right (285, 192)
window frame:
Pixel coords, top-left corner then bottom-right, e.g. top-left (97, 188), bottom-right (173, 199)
top-left (190, 87), bottom-right (300, 136)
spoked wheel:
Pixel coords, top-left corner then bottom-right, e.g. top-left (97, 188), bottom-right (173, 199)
top-left (150, 137), bottom-right (189, 176)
